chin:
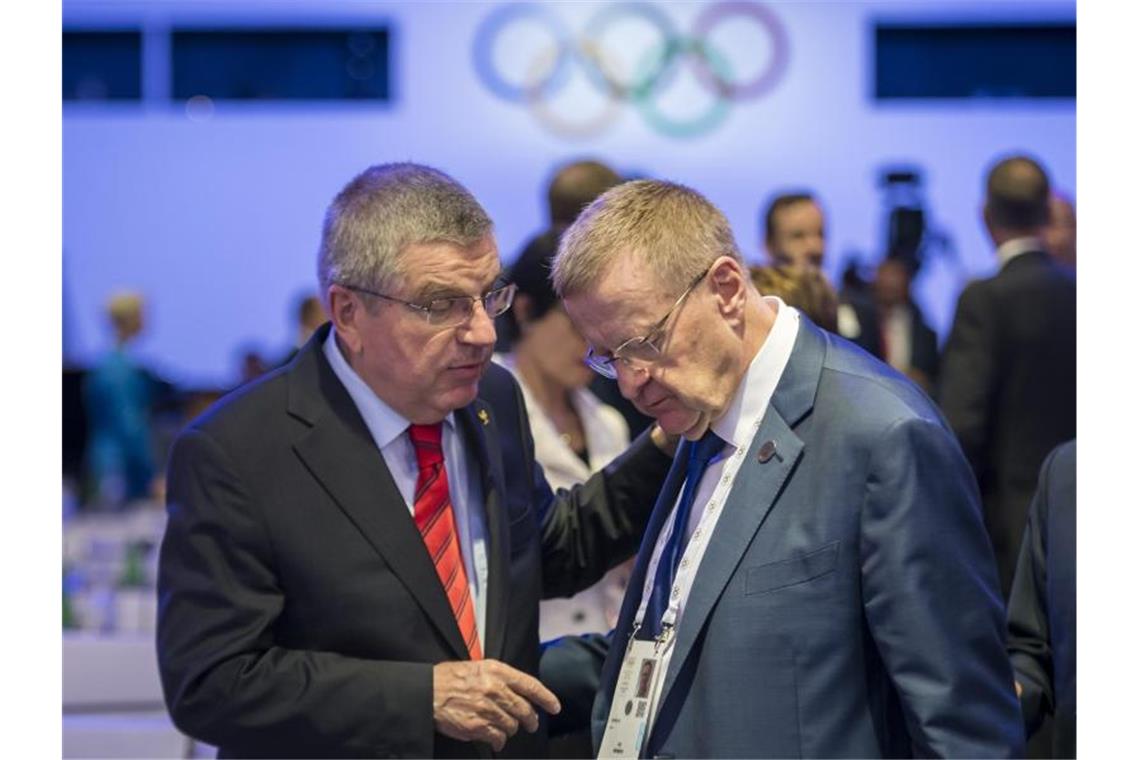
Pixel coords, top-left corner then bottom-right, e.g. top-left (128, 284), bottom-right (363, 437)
top-left (656, 409), bottom-right (704, 439)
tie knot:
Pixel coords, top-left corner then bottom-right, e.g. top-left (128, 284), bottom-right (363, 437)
top-left (408, 423), bottom-right (444, 468)
top-left (689, 430), bottom-right (725, 467)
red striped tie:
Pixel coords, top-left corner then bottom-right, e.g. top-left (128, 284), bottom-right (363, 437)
top-left (407, 423), bottom-right (482, 660)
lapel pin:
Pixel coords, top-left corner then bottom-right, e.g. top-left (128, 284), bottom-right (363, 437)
top-left (477, 408), bottom-right (491, 426)
top-left (757, 440), bottom-right (778, 463)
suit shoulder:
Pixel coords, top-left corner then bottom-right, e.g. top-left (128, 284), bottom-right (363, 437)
top-left (183, 366), bottom-right (290, 446)
top-left (818, 337), bottom-right (947, 431)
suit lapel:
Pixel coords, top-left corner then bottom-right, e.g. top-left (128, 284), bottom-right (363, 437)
top-left (288, 327), bottom-right (469, 660)
top-left (656, 413), bottom-right (804, 703)
top-left (455, 398), bottom-right (510, 661)
top-left (651, 319), bottom-right (826, 739)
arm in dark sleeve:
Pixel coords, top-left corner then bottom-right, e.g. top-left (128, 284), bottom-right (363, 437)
top-left (938, 282), bottom-right (996, 477)
top-left (1006, 448), bottom-right (1059, 735)
top-left (157, 428), bottom-right (435, 757)
top-left (536, 423), bottom-right (674, 599)
top-left (539, 632), bottom-right (613, 736)
top-left (861, 416), bottom-right (1024, 757)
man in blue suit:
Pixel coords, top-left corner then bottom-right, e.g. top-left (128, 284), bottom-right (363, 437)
top-left (552, 179), bottom-right (1023, 757)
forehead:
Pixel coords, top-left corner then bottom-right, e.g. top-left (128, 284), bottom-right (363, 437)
top-left (397, 234), bottom-right (501, 293)
top-left (774, 201), bottom-right (824, 231)
top-left (563, 254), bottom-right (672, 347)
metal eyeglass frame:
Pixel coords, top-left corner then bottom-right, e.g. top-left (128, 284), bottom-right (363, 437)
top-left (584, 262), bottom-right (713, 379)
top-left (340, 281), bottom-right (518, 328)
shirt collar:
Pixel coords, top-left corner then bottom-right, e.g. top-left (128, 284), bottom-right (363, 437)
top-left (710, 296), bottom-right (800, 451)
top-left (323, 327), bottom-right (454, 449)
top-left (996, 236), bottom-right (1044, 268)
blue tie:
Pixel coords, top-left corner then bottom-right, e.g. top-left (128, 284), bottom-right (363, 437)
top-left (639, 430), bottom-right (725, 640)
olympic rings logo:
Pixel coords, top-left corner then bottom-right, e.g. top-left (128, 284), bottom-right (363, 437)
top-left (471, 2), bottom-right (790, 139)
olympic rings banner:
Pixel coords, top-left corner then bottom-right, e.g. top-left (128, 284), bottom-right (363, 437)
top-left (471, 1), bottom-right (790, 139)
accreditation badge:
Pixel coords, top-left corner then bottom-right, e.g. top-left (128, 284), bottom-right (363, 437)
top-left (598, 629), bottom-right (672, 758)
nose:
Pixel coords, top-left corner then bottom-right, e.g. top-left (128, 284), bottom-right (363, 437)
top-left (457, 299), bottom-right (497, 347)
top-left (614, 360), bottom-right (650, 400)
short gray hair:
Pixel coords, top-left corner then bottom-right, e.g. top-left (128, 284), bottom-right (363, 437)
top-left (552, 179), bottom-right (744, 298)
top-left (317, 163), bottom-right (493, 299)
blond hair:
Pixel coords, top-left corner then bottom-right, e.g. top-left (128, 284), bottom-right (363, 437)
top-left (750, 265), bottom-right (838, 333)
top-left (551, 179), bottom-right (744, 297)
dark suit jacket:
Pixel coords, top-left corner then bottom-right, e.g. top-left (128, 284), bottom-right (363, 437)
top-left (939, 250), bottom-right (1077, 597)
top-left (593, 320), bottom-right (1022, 758)
top-left (1007, 440), bottom-right (1076, 758)
top-left (156, 325), bottom-right (672, 758)
top-left (905, 300), bottom-right (940, 384)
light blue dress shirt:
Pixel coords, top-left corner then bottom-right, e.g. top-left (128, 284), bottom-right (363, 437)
top-left (323, 329), bottom-right (489, 643)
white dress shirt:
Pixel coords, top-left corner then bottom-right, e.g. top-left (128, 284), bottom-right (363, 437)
top-left (324, 329), bottom-right (489, 643)
top-left (635, 296), bottom-right (800, 695)
top-left (996, 236), bottom-right (1044, 269)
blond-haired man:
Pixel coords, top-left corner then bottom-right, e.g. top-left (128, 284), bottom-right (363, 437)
top-left (553, 179), bottom-right (1022, 757)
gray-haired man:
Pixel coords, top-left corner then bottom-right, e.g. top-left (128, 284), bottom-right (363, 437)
top-left (157, 163), bottom-right (673, 758)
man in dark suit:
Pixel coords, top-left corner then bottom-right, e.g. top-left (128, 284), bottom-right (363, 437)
top-left (939, 154), bottom-right (1077, 599)
top-left (1007, 439), bottom-right (1076, 758)
top-left (554, 179), bottom-right (1022, 757)
top-left (156, 163), bottom-right (674, 758)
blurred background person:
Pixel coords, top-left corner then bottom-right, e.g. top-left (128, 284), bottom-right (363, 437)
top-left (506, 158), bottom-right (652, 439)
top-left (1043, 191), bottom-right (1076, 273)
top-left (1007, 439), bottom-right (1076, 759)
top-left (496, 206), bottom-right (632, 642)
top-left (278, 293), bottom-right (328, 367)
top-left (871, 257), bottom-right (940, 394)
top-left (82, 291), bottom-right (161, 508)
top-left (761, 191), bottom-right (881, 357)
top-left (749, 263), bottom-right (839, 333)
top-left (939, 154), bottom-right (1077, 600)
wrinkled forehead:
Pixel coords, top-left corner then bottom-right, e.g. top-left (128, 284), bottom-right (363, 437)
top-left (562, 255), bottom-right (673, 349)
top-left (394, 234), bottom-right (501, 293)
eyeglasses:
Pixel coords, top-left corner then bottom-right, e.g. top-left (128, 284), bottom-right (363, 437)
top-left (341, 281), bottom-right (517, 328)
top-left (584, 263), bottom-right (713, 379)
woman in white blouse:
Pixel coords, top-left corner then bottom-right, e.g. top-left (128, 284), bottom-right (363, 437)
top-left (494, 233), bottom-right (632, 640)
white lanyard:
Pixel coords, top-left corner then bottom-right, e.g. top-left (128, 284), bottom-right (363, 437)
top-left (632, 418), bottom-right (761, 635)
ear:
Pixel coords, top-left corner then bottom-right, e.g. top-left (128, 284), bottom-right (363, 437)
top-left (327, 284), bottom-right (365, 355)
top-left (708, 257), bottom-right (749, 325)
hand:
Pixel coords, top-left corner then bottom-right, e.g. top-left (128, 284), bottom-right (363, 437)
top-left (433, 659), bottom-right (561, 751)
top-left (649, 424), bottom-right (680, 457)
top-left (1015, 680), bottom-right (1023, 697)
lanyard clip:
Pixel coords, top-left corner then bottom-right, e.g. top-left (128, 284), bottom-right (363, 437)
top-left (654, 624), bottom-right (675, 653)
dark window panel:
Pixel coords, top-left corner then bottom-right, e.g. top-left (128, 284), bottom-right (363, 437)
top-left (876, 23), bottom-right (1076, 100)
top-left (171, 28), bottom-right (391, 101)
top-left (63, 30), bottom-right (142, 101)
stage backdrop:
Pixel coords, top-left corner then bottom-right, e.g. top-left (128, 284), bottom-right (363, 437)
top-left (63, 0), bottom-right (1075, 387)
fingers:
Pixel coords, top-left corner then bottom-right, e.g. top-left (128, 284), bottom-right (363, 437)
top-left (488, 680), bottom-right (540, 733)
top-left (493, 662), bottom-right (562, 715)
top-left (434, 659), bottom-right (560, 749)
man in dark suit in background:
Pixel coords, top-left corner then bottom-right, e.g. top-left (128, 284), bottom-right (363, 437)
top-left (1007, 439), bottom-right (1076, 758)
top-left (939, 154), bottom-right (1077, 599)
top-left (555, 179), bottom-right (1021, 757)
top-left (157, 163), bottom-right (674, 758)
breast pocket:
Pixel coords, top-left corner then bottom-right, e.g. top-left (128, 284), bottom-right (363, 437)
top-left (745, 540), bottom-right (839, 597)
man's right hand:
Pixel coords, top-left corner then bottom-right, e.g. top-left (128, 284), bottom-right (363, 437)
top-left (432, 659), bottom-right (562, 751)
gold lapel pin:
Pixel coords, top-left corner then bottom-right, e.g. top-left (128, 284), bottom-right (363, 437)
top-left (477, 409), bottom-right (491, 426)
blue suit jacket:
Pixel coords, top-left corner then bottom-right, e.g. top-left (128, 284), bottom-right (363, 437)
top-left (593, 319), bottom-right (1024, 758)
